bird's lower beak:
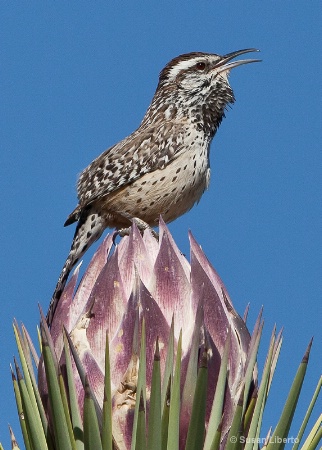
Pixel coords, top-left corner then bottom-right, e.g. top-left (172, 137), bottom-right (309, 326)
top-left (215, 48), bottom-right (261, 73)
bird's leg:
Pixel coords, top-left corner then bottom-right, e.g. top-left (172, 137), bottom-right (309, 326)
top-left (116, 216), bottom-right (159, 240)
top-left (46, 205), bottom-right (106, 326)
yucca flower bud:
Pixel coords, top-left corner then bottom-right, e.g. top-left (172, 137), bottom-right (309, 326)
top-left (10, 219), bottom-right (318, 450)
top-left (38, 219), bottom-right (257, 448)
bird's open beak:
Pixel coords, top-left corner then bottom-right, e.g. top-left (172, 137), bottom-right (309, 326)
top-left (215, 48), bottom-right (261, 73)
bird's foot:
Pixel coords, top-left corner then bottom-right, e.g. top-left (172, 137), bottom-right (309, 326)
top-left (115, 217), bottom-right (159, 243)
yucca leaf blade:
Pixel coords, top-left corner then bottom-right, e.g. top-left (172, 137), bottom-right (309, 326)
top-left (161, 317), bottom-right (175, 410)
top-left (41, 326), bottom-right (72, 450)
top-left (245, 327), bottom-right (276, 450)
top-left (204, 329), bottom-right (230, 449)
top-left (161, 376), bottom-right (171, 450)
top-left (167, 330), bottom-right (182, 450)
top-left (226, 390), bottom-right (244, 450)
top-left (58, 370), bottom-right (77, 450)
top-left (209, 424), bottom-right (222, 450)
top-left (63, 330), bottom-right (84, 449)
top-left (64, 326), bottom-right (103, 429)
top-left (14, 358), bottom-right (48, 450)
top-left (243, 389), bottom-right (257, 431)
top-left (267, 339), bottom-right (313, 450)
top-left (184, 349), bottom-right (208, 450)
top-left (131, 318), bottom-right (146, 450)
top-left (147, 338), bottom-right (161, 450)
top-left (292, 376), bottom-right (322, 450)
top-left (181, 297), bottom-right (204, 422)
top-left (135, 391), bottom-right (147, 450)
top-left (83, 377), bottom-right (102, 450)
top-left (303, 414), bottom-right (322, 450)
top-left (242, 320), bottom-right (263, 416)
top-left (13, 324), bottom-right (48, 442)
top-left (11, 366), bottom-right (32, 450)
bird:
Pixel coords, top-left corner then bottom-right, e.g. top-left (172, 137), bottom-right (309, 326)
top-left (46, 48), bottom-right (260, 326)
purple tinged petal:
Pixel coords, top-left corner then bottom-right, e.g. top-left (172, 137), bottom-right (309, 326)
top-left (84, 248), bottom-right (128, 371)
top-left (190, 241), bottom-right (228, 349)
top-left (152, 223), bottom-right (192, 341)
top-left (109, 287), bottom-right (140, 392)
top-left (109, 271), bottom-right (172, 424)
top-left (69, 234), bottom-right (114, 330)
top-left (117, 235), bottom-right (133, 298)
top-left (130, 226), bottom-right (156, 290)
top-left (181, 297), bottom-right (205, 408)
top-left (204, 328), bottom-right (228, 421)
top-left (159, 217), bottom-right (190, 280)
top-left (48, 235), bottom-right (114, 388)
top-left (142, 228), bottom-right (159, 266)
top-left (79, 350), bottom-right (105, 407)
top-left (180, 299), bottom-right (207, 446)
top-left (189, 231), bottom-right (251, 401)
top-left (118, 224), bottom-right (155, 296)
top-left (136, 274), bottom-right (172, 386)
top-left (189, 231), bottom-right (236, 315)
top-left (180, 301), bottom-right (224, 446)
top-left (50, 263), bottom-right (81, 343)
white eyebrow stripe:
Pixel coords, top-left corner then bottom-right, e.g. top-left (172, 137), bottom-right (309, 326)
top-left (167, 58), bottom-right (201, 80)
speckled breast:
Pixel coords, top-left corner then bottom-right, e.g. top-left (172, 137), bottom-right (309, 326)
top-left (102, 139), bottom-right (211, 226)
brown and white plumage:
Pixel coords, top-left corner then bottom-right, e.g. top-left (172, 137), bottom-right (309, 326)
top-left (47, 49), bottom-right (260, 325)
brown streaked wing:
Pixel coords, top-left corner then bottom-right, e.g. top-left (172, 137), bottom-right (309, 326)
top-left (76, 121), bottom-right (186, 208)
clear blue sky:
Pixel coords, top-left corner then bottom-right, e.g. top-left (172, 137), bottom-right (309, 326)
top-left (1, 2), bottom-right (321, 447)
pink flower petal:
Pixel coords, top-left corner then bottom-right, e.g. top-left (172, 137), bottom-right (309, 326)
top-left (85, 248), bottom-right (128, 371)
top-left (69, 234), bottom-right (115, 330)
top-left (152, 225), bottom-right (191, 340)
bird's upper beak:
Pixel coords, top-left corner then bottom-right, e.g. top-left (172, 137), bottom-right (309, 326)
top-left (214, 48), bottom-right (261, 73)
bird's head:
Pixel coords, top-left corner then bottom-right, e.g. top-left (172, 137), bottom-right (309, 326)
top-left (159, 49), bottom-right (260, 92)
top-left (145, 49), bottom-right (260, 136)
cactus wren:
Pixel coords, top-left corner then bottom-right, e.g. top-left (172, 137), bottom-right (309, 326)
top-left (47, 48), bottom-right (260, 325)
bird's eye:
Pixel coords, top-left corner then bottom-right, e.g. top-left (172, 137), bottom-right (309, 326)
top-left (195, 62), bottom-right (206, 71)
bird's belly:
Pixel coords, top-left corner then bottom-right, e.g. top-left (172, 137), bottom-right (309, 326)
top-left (103, 146), bottom-right (210, 226)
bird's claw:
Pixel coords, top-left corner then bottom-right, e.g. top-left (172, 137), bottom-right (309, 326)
top-left (113, 217), bottom-right (159, 245)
